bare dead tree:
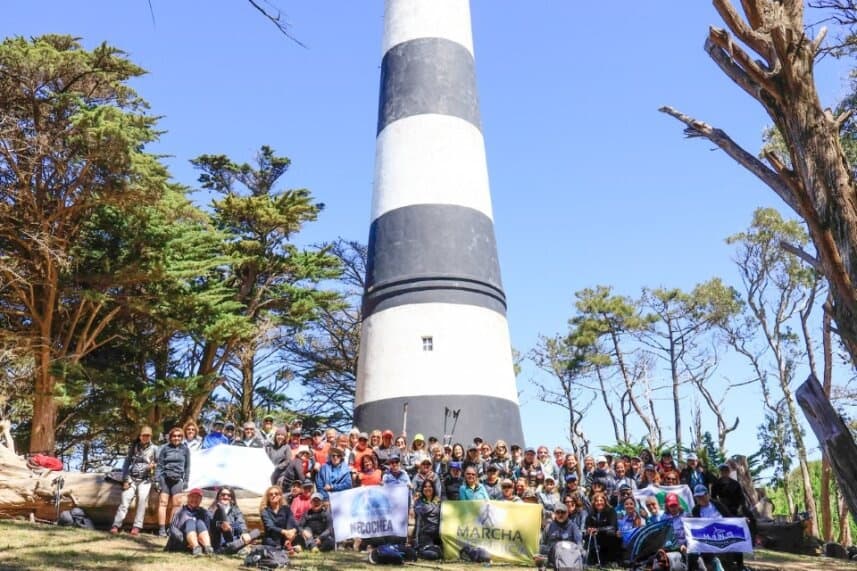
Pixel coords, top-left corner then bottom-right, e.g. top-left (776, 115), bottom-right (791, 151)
top-left (660, 0), bottom-right (857, 373)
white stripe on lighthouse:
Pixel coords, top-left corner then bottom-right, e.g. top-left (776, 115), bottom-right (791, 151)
top-left (382, 0), bottom-right (474, 56)
top-left (355, 302), bottom-right (518, 405)
top-left (372, 114), bottom-right (493, 221)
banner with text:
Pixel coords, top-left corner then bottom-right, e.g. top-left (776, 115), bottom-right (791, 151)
top-left (329, 485), bottom-right (409, 541)
top-left (187, 446), bottom-right (274, 495)
top-left (634, 484), bottom-right (695, 512)
top-left (684, 517), bottom-right (753, 554)
top-left (440, 500), bottom-right (541, 565)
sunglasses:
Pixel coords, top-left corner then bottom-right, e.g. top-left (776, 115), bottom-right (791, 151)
top-left (220, 493), bottom-right (232, 499)
top-left (268, 492), bottom-right (281, 497)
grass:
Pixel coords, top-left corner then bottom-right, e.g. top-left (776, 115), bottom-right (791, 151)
top-left (1, 519), bottom-right (856, 570)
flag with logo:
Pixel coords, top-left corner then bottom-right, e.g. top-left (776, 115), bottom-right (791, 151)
top-left (440, 501), bottom-right (541, 564)
top-left (329, 485), bottom-right (409, 540)
top-left (634, 484), bottom-right (695, 512)
top-left (683, 517), bottom-right (753, 553)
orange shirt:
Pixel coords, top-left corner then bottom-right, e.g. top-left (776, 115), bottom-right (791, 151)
top-left (357, 468), bottom-right (383, 486)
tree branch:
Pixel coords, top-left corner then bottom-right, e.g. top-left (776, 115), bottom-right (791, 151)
top-left (247, 0), bottom-right (307, 48)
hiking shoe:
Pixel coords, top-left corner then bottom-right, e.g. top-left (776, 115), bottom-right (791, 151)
top-left (191, 546), bottom-right (203, 557)
top-left (109, 526), bottom-right (119, 535)
top-left (129, 527), bottom-right (140, 537)
top-left (158, 527), bottom-right (167, 537)
top-left (203, 545), bottom-right (214, 555)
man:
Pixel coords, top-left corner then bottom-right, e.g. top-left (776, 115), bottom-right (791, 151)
top-left (202, 420), bottom-right (230, 449)
top-left (110, 425), bottom-right (158, 536)
top-left (375, 429), bottom-right (396, 468)
top-left (232, 421), bottom-right (264, 448)
top-left (711, 462), bottom-right (744, 516)
top-left (482, 463), bottom-right (503, 500)
top-left (288, 429), bottom-right (302, 453)
top-left (459, 466), bottom-right (490, 500)
top-left (562, 473), bottom-right (589, 509)
top-left (382, 453), bottom-right (412, 488)
top-left (691, 484), bottom-right (744, 570)
top-left (538, 476), bottom-right (562, 521)
top-left (259, 415), bottom-right (277, 445)
top-left (516, 447), bottom-right (545, 489)
top-left (680, 453), bottom-right (712, 490)
top-left (311, 429), bottom-right (330, 466)
top-left (443, 461), bottom-right (464, 500)
top-left (463, 445), bottom-right (485, 478)
top-left (662, 493), bottom-right (688, 552)
top-left (164, 488), bottom-right (214, 556)
top-left (412, 457), bottom-right (441, 500)
top-left (552, 447), bottom-right (566, 476)
top-left (299, 492), bottom-right (334, 552)
top-left (629, 456), bottom-right (642, 483)
top-left (500, 479), bottom-right (522, 502)
top-left (223, 422), bottom-right (236, 441)
top-left (537, 503), bottom-right (582, 571)
top-left (316, 447), bottom-right (351, 501)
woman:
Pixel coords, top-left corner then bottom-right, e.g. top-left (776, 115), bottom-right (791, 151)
top-left (164, 487), bottom-right (213, 555)
top-left (356, 454), bottom-right (383, 486)
top-left (414, 480), bottom-right (442, 548)
top-left (266, 427), bottom-right (291, 466)
top-left (584, 492), bottom-right (620, 565)
top-left (491, 440), bottom-right (513, 477)
top-left (208, 486), bottom-right (259, 554)
top-left (348, 428), bottom-right (360, 450)
top-left (514, 478), bottom-right (528, 499)
top-left (156, 426), bottom-right (191, 537)
top-left (566, 494), bottom-right (588, 532)
top-left (480, 442), bottom-right (493, 463)
top-left (260, 485), bottom-right (301, 550)
top-left (450, 443), bottom-right (466, 464)
top-left (409, 433), bottom-right (430, 466)
top-left (110, 425), bottom-right (157, 536)
top-left (617, 496), bottom-right (644, 549)
top-left (369, 429), bottom-right (382, 449)
top-left (639, 464), bottom-right (660, 488)
top-left (183, 420), bottom-right (203, 452)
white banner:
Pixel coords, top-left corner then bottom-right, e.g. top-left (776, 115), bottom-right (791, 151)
top-left (329, 485), bottom-right (409, 541)
top-left (187, 446), bottom-right (274, 495)
top-left (683, 517), bottom-right (753, 554)
top-left (633, 484), bottom-right (695, 512)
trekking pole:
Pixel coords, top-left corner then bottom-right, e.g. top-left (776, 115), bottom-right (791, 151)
top-left (443, 407), bottom-right (450, 438)
top-left (449, 409), bottom-right (460, 437)
top-left (52, 475), bottom-right (64, 524)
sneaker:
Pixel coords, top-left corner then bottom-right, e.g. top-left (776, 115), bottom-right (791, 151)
top-left (158, 527), bottom-right (167, 537)
top-left (109, 526), bottom-right (119, 535)
top-left (203, 545), bottom-right (214, 555)
top-left (129, 527), bottom-right (140, 537)
top-left (191, 546), bottom-right (203, 557)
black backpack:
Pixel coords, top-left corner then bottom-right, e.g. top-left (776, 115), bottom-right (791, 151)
top-left (243, 545), bottom-right (289, 568)
top-left (418, 544), bottom-right (442, 560)
top-left (57, 507), bottom-right (94, 530)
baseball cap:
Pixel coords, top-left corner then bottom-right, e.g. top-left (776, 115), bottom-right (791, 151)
top-left (661, 450), bottom-right (673, 457)
top-left (554, 503), bottom-right (569, 513)
top-left (565, 473), bottom-right (578, 482)
top-left (524, 447), bottom-right (536, 454)
top-left (263, 414), bottom-right (274, 422)
top-left (188, 488), bottom-right (204, 497)
top-left (224, 422), bottom-right (235, 429)
top-left (644, 463), bottom-right (656, 471)
top-left (311, 429), bottom-right (323, 437)
top-left (545, 475), bottom-right (555, 482)
top-left (596, 455), bottom-right (608, 463)
top-left (242, 421), bottom-right (256, 430)
top-left (665, 493), bottom-right (680, 506)
top-left (693, 484), bottom-right (709, 496)
top-left (302, 479), bottom-right (314, 488)
top-left (501, 479), bottom-right (514, 487)
top-left (449, 461), bottom-right (463, 470)
top-left (718, 462), bottom-right (730, 470)
top-left (296, 445), bottom-right (311, 456)
top-left (212, 420), bottom-right (224, 427)
top-left (473, 436), bottom-right (484, 444)
top-left (311, 492), bottom-right (324, 501)
top-left (358, 432), bottom-right (369, 440)
top-left (388, 453), bottom-right (400, 462)
top-left (686, 453), bottom-right (698, 461)
top-left (619, 482), bottom-right (632, 491)
top-left (382, 429), bottom-right (394, 437)
top-left (413, 433), bottom-right (425, 442)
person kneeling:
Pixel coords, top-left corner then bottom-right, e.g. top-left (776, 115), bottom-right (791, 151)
top-left (164, 488), bottom-right (213, 556)
top-left (209, 486), bottom-right (260, 554)
top-left (299, 492), bottom-right (334, 552)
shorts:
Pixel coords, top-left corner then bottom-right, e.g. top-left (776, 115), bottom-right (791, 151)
top-left (162, 477), bottom-right (184, 496)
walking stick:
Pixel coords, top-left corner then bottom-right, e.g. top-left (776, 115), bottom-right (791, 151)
top-left (402, 402), bottom-right (408, 437)
top-left (449, 409), bottom-right (461, 437)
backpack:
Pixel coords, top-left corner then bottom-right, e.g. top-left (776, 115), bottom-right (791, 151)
top-left (551, 540), bottom-right (583, 571)
top-left (243, 545), bottom-right (289, 568)
top-left (57, 507), bottom-right (95, 530)
top-left (368, 544), bottom-right (405, 565)
top-left (27, 454), bottom-right (63, 471)
top-left (418, 544), bottom-right (442, 560)
top-left (459, 543), bottom-right (491, 563)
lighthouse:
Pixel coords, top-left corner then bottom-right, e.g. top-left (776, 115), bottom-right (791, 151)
top-left (354, 0), bottom-right (524, 445)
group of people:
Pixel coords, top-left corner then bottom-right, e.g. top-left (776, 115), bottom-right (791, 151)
top-left (109, 418), bottom-right (754, 569)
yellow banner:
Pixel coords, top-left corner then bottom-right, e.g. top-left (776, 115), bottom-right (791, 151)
top-left (440, 500), bottom-right (542, 565)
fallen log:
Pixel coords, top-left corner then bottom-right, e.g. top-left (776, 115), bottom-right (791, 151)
top-left (0, 445), bottom-right (264, 530)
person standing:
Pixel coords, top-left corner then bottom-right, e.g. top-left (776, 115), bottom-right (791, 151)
top-left (156, 426), bottom-right (191, 537)
top-left (110, 426), bottom-right (158, 536)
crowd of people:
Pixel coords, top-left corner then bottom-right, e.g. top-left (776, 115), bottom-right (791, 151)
top-left (109, 417), bottom-right (754, 569)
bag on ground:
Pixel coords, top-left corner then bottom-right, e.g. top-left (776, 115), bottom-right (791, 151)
top-left (552, 540), bottom-right (584, 571)
top-left (243, 545), bottom-right (289, 568)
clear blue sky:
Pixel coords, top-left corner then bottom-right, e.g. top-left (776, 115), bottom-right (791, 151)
top-left (5, 1), bottom-right (852, 463)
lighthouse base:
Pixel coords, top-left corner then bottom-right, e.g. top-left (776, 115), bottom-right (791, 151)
top-left (354, 394), bottom-right (524, 446)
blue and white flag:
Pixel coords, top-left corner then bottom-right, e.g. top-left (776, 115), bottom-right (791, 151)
top-left (329, 485), bottom-right (409, 540)
top-left (683, 517), bottom-right (753, 554)
top-left (187, 446), bottom-right (274, 495)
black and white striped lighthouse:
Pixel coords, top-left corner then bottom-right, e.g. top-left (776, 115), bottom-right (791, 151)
top-left (355, 0), bottom-right (524, 445)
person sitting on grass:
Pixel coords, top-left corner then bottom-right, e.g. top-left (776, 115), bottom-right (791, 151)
top-left (164, 488), bottom-right (213, 556)
top-left (208, 486), bottom-right (259, 554)
top-left (260, 485), bottom-right (302, 553)
top-left (299, 492), bottom-right (334, 552)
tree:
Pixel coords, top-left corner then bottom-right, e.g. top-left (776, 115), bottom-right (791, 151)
top-left (188, 146), bottom-right (340, 423)
top-left (638, 279), bottom-right (742, 460)
top-left (660, 0), bottom-right (857, 370)
top-left (279, 239), bottom-right (365, 428)
top-left (0, 35), bottom-right (176, 453)
top-left (529, 333), bottom-right (595, 457)
top-left (726, 208), bottom-right (821, 536)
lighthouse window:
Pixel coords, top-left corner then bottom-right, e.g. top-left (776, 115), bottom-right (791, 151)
top-left (421, 336), bottom-right (433, 351)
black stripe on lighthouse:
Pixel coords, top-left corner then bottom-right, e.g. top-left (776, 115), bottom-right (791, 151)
top-left (363, 204), bottom-right (506, 318)
top-left (377, 37), bottom-right (481, 134)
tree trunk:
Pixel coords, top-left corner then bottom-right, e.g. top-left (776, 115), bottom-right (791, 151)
top-left (31, 352), bottom-right (58, 455)
top-left (821, 306), bottom-right (834, 541)
top-left (0, 446), bottom-right (263, 529)
top-left (838, 492), bottom-right (852, 547)
top-left (240, 350), bottom-right (255, 423)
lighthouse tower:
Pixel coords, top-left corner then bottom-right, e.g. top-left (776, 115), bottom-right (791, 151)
top-left (355, 0), bottom-right (524, 445)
